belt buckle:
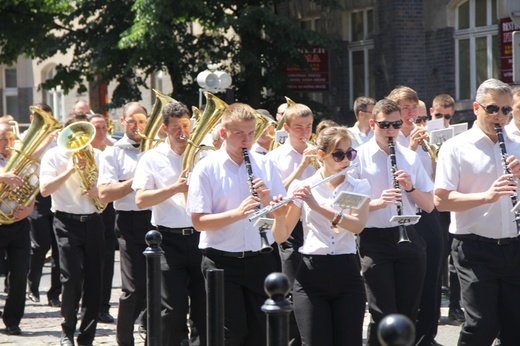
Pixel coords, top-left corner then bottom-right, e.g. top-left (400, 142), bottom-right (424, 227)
top-left (497, 239), bottom-right (502, 245)
top-left (79, 215), bottom-right (88, 222)
top-left (237, 251), bottom-right (245, 258)
top-left (182, 228), bottom-right (193, 236)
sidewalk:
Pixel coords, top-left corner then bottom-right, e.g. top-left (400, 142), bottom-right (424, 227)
top-left (0, 251), bottom-right (462, 345)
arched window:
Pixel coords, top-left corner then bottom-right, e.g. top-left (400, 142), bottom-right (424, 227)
top-left (455, 0), bottom-right (499, 100)
top-left (348, 8), bottom-right (375, 107)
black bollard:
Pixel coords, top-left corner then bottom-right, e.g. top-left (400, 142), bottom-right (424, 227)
top-left (261, 272), bottom-right (292, 346)
top-left (377, 314), bottom-right (416, 346)
top-left (143, 230), bottom-right (164, 346)
top-left (206, 269), bottom-right (224, 346)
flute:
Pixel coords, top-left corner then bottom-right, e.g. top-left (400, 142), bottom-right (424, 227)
top-left (388, 137), bottom-right (411, 243)
top-left (494, 124), bottom-right (520, 233)
top-left (242, 148), bottom-right (273, 253)
top-left (248, 163), bottom-right (359, 222)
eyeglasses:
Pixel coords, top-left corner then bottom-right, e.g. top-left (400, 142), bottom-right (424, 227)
top-left (374, 120), bottom-right (404, 130)
top-left (477, 102), bottom-right (512, 117)
top-left (434, 113), bottom-right (452, 120)
top-left (415, 116), bottom-right (430, 123)
top-left (331, 148), bottom-right (357, 162)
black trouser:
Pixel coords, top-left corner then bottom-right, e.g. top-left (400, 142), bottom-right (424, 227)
top-left (293, 254), bottom-right (366, 346)
top-left (452, 236), bottom-right (520, 346)
top-left (160, 229), bottom-right (206, 346)
top-left (54, 212), bottom-right (104, 345)
top-left (100, 202), bottom-right (117, 315)
top-left (27, 212), bottom-right (61, 301)
top-left (358, 226), bottom-right (426, 346)
top-left (279, 221), bottom-right (303, 346)
top-left (115, 210), bottom-right (152, 346)
top-left (201, 247), bottom-right (281, 346)
top-left (414, 209), bottom-right (444, 345)
top-left (0, 219), bottom-right (30, 329)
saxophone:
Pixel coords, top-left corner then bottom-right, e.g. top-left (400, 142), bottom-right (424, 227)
top-left (0, 106), bottom-right (62, 224)
top-left (57, 121), bottom-right (106, 212)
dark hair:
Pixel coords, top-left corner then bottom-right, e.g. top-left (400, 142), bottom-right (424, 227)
top-left (316, 119), bottom-right (339, 136)
top-left (372, 98), bottom-right (401, 119)
top-left (353, 96), bottom-right (376, 118)
top-left (33, 102), bottom-right (53, 114)
top-left (123, 102), bottom-right (147, 117)
top-left (162, 102), bottom-right (190, 126)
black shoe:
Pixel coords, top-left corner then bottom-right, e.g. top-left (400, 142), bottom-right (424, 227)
top-left (60, 334), bottom-right (75, 346)
top-left (448, 307), bottom-right (466, 324)
top-left (5, 325), bottom-right (21, 335)
top-left (97, 312), bottom-right (115, 323)
top-left (28, 292), bottom-right (40, 303)
top-left (48, 298), bottom-right (61, 307)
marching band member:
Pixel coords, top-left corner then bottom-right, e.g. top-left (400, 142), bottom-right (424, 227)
top-left (97, 102), bottom-right (151, 346)
top-left (504, 86), bottom-right (520, 138)
top-left (388, 87), bottom-right (444, 346)
top-left (348, 96), bottom-right (376, 148)
top-left (40, 118), bottom-right (105, 346)
top-left (435, 78), bottom-right (520, 346)
top-left (278, 125), bottom-right (370, 346)
top-left (132, 102), bottom-right (206, 346)
top-left (430, 94), bottom-right (455, 128)
top-left (355, 98), bottom-right (434, 346)
top-left (187, 103), bottom-right (286, 346)
top-left (0, 123), bottom-right (34, 335)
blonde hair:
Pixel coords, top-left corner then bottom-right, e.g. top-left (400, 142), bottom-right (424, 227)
top-left (221, 103), bottom-right (256, 128)
top-left (387, 86), bottom-right (419, 104)
top-left (316, 126), bottom-right (351, 156)
top-left (284, 103), bottom-right (313, 125)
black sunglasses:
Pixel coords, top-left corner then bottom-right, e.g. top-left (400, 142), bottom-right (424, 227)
top-left (375, 120), bottom-right (403, 130)
top-left (331, 148), bottom-right (357, 162)
top-left (477, 102), bottom-right (512, 116)
top-left (415, 116), bottom-right (430, 123)
top-left (434, 113), bottom-right (452, 120)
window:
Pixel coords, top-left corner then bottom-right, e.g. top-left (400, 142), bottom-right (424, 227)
top-left (348, 8), bottom-right (375, 107)
top-left (43, 67), bottom-right (65, 122)
top-left (3, 68), bottom-right (18, 117)
top-left (455, 0), bottom-right (498, 100)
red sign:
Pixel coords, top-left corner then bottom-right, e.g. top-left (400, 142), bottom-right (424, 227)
top-left (500, 18), bottom-right (520, 84)
top-left (283, 47), bottom-right (329, 92)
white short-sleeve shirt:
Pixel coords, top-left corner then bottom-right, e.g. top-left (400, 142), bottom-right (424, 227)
top-left (266, 142), bottom-right (315, 181)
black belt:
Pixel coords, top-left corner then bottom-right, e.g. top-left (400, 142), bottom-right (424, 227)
top-left (455, 234), bottom-right (520, 246)
top-left (116, 210), bottom-right (151, 215)
top-left (157, 226), bottom-right (196, 236)
top-left (55, 211), bottom-right (98, 223)
top-left (202, 248), bottom-right (262, 258)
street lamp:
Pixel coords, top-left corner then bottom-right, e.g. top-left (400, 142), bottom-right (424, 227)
top-left (196, 69), bottom-right (232, 108)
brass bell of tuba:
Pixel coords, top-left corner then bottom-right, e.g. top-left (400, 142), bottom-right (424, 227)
top-left (57, 121), bottom-right (106, 212)
top-left (139, 89), bottom-right (178, 152)
top-left (0, 106), bottom-right (62, 224)
top-left (181, 92), bottom-right (227, 174)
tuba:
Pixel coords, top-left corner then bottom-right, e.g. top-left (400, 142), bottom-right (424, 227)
top-left (139, 89), bottom-right (178, 152)
top-left (181, 92), bottom-right (227, 174)
top-left (0, 106), bottom-right (62, 224)
top-left (57, 121), bottom-right (106, 212)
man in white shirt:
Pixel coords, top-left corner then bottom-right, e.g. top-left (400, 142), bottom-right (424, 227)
top-left (355, 98), bottom-right (434, 346)
top-left (98, 102), bottom-right (151, 346)
top-left (187, 102), bottom-right (286, 346)
top-left (133, 102), bottom-right (206, 346)
top-left (348, 96), bottom-right (376, 148)
top-left (40, 119), bottom-right (105, 346)
top-left (435, 78), bottom-right (520, 346)
top-left (504, 86), bottom-right (520, 139)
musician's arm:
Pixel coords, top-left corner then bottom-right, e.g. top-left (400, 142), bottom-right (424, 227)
top-left (408, 189), bottom-right (434, 213)
top-left (98, 179), bottom-right (133, 205)
top-left (40, 165), bottom-right (76, 197)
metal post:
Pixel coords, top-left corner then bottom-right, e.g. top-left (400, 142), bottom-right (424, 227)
top-left (261, 272), bottom-right (292, 346)
top-left (143, 230), bottom-right (164, 346)
top-left (377, 314), bottom-right (415, 346)
top-left (206, 269), bottom-right (224, 346)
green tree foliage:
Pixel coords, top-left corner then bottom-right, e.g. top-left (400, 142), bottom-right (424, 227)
top-left (0, 0), bottom-right (337, 110)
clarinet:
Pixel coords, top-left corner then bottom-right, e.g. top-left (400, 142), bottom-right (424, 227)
top-left (242, 148), bottom-right (273, 253)
top-left (494, 124), bottom-right (520, 233)
top-left (388, 137), bottom-right (411, 243)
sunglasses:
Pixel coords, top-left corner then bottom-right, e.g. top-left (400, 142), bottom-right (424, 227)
top-left (374, 120), bottom-right (404, 130)
top-left (434, 113), bottom-right (452, 120)
top-left (477, 102), bottom-right (512, 116)
top-left (415, 116), bottom-right (430, 123)
top-left (331, 148), bottom-right (357, 162)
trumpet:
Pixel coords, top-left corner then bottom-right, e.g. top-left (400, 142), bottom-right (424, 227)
top-left (410, 118), bottom-right (439, 161)
top-left (242, 148), bottom-right (273, 253)
top-left (249, 163), bottom-right (359, 222)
